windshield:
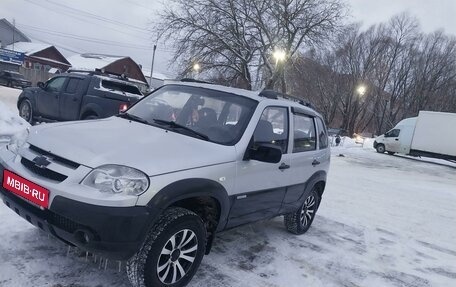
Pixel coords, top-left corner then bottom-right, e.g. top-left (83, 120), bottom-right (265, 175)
top-left (126, 85), bottom-right (257, 145)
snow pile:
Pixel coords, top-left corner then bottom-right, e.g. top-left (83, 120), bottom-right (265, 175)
top-left (0, 100), bottom-right (30, 144)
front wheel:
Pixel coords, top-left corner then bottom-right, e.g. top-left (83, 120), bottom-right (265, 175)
top-left (127, 207), bottom-right (206, 287)
top-left (284, 188), bottom-right (320, 235)
top-left (376, 144), bottom-right (386, 153)
top-left (19, 100), bottom-right (33, 124)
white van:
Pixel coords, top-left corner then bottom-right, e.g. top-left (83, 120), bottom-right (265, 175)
top-left (373, 111), bottom-right (456, 161)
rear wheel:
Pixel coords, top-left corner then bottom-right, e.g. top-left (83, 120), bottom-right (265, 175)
top-left (83, 114), bottom-right (98, 120)
top-left (19, 99), bottom-right (33, 124)
top-left (284, 188), bottom-right (320, 235)
top-left (376, 144), bottom-right (386, 153)
top-left (127, 207), bottom-right (206, 287)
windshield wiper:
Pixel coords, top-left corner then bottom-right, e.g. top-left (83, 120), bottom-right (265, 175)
top-left (117, 113), bottom-right (151, 125)
top-left (152, 119), bottom-right (209, 141)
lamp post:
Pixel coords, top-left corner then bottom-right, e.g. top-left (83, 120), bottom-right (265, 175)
top-left (356, 85), bottom-right (366, 97)
top-left (272, 49), bottom-right (286, 93)
top-left (193, 63), bottom-right (200, 79)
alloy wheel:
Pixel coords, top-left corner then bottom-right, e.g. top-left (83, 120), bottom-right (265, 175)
top-left (300, 195), bottom-right (316, 227)
top-left (157, 229), bottom-right (198, 284)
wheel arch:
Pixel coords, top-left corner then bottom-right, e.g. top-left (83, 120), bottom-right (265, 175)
top-left (79, 103), bottom-right (103, 119)
top-left (300, 170), bottom-right (327, 203)
top-left (146, 178), bottom-right (230, 253)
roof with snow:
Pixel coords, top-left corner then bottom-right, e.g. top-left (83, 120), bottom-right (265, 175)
top-left (141, 67), bottom-right (173, 80)
top-left (4, 42), bottom-right (52, 56)
top-left (68, 53), bottom-right (127, 70)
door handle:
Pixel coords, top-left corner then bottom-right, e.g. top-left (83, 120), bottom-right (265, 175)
top-left (312, 159), bottom-right (320, 166)
top-left (278, 163), bottom-right (290, 170)
top-left (395, 139), bottom-right (399, 141)
top-left (72, 97), bottom-right (78, 102)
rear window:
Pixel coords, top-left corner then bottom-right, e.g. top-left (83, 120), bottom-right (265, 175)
top-left (101, 80), bottom-right (142, 95)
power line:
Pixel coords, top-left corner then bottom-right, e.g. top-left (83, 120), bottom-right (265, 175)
top-left (18, 23), bottom-right (153, 48)
top-left (18, 23), bottom-right (177, 53)
top-left (44, 0), bottom-right (151, 32)
top-left (124, 0), bottom-right (156, 12)
top-left (22, 0), bottom-right (150, 40)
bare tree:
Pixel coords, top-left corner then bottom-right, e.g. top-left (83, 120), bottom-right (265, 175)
top-left (155, 0), bottom-right (346, 90)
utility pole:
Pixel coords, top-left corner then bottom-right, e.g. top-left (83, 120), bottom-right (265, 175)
top-left (12, 18), bottom-right (16, 50)
top-left (149, 44), bottom-right (157, 87)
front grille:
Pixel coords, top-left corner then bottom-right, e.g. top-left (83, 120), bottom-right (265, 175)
top-left (48, 212), bottom-right (83, 234)
top-left (29, 145), bottom-right (80, 169)
top-left (21, 157), bottom-right (68, 182)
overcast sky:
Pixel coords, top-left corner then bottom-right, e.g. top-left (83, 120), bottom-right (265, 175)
top-left (2, 0), bottom-right (456, 77)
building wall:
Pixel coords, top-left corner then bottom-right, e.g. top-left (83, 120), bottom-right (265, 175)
top-left (0, 20), bottom-right (29, 48)
top-left (105, 58), bottom-right (147, 83)
top-left (32, 47), bottom-right (70, 66)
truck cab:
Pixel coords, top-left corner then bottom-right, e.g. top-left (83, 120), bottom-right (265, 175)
top-left (373, 117), bottom-right (416, 154)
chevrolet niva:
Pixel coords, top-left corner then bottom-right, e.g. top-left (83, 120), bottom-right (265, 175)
top-left (1, 81), bottom-right (330, 287)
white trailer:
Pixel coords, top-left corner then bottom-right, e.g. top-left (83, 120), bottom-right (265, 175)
top-left (373, 111), bottom-right (456, 161)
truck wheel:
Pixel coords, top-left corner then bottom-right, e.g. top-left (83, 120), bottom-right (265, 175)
top-left (376, 144), bottom-right (385, 153)
top-left (284, 188), bottom-right (320, 235)
top-left (83, 114), bottom-right (98, 120)
top-left (126, 207), bottom-right (206, 287)
top-left (19, 100), bottom-right (33, 124)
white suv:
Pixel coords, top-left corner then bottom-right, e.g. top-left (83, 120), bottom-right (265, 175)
top-left (0, 81), bottom-right (330, 287)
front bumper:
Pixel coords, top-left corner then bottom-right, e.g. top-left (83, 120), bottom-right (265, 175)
top-left (0, 164), bottom-right (162, 260)
top-left (373, 140), bottom-right (378, 148)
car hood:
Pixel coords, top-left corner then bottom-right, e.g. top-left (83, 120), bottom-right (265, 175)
top-left (27, 117), bottom-right (236, 175)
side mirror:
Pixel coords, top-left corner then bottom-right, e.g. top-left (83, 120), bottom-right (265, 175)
top-left (37, 82), bottom-right (45, 89)
top-left (247, 143), bottom-right (282, 163)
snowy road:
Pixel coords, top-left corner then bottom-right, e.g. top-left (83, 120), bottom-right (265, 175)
top-left (0, 87), bottom-right (455, 286)
top-left (0, 141), bottom-right (455, 286)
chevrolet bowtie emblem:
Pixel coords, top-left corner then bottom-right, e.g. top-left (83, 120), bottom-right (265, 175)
top-left (32, 155), bottom-right (52, 169)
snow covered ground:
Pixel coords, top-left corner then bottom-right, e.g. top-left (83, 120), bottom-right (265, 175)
top-left (0, 87), bottom-right (455, 286)
top-left (0, 86), bottom-right (28, 144)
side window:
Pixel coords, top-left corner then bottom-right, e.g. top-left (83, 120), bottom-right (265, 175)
top-left (46, 77), bottom-right (66, 93)
top-left (385, 129), bottom-right (400, 137)
top-left (65, 78), bottom-right (82, 94)
top-left (253, 107), bottom-right (289, 153)
top-left (293, 113), bottom-right (316, 152)
top-left (225, 104), bottom-right (242, 125)
top-left (316, 117), bottom-right (328, 149)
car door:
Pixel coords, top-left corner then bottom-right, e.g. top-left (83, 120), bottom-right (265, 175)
top-left (282, 110), bottom-right (320, 210)
top-left (228, 106), bottom-right (292, 227)
top-left (59, 77), bottom-right (85, 120)
top-left (36, 77), bottom-right (67, 119)
top-left (384, 128), bottom-right (401, 152)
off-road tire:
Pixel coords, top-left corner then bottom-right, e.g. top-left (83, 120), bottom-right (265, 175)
top-left (83, 114), bottom-right (98, 120)
top-left (284, 188), bottom-right (320, 235)
top-left (126, 207), bottom-right (206, 287)
top-left (376, 144), bottom-right (386, 153)
top-left (19, 99), bottom-right (33, 124)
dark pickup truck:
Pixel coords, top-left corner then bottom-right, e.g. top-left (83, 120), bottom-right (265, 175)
top-left (17, 71), bottom-right (143, 124)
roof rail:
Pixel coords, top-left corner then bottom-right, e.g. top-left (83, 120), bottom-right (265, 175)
top-left (259, 89), bottom-right (314, 108)
top-left (180, 78), bottom-right (212, 84)
top-left (67, 68), bottom-right (129, 80)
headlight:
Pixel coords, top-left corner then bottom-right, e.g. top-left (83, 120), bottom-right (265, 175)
top-left (7, 129), bottom-right (29, 154)
top-left (81, 165), bottom-right (149, 196)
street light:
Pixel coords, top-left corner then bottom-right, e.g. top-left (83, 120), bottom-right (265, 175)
top-left (193, 63), bottom-right (201, 72)
top-left (356, 85), bottom-right (367, 96)
top-left (192, 63), bottom-right (201, 79)
top-left (272, 49), bottom-right (286, 65)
